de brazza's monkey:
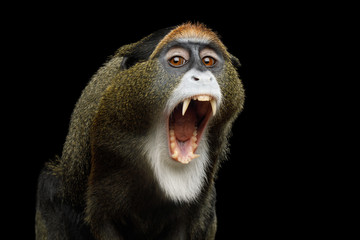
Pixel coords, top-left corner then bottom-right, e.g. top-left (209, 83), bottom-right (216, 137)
top-left (36, 22), bottom-right (245, 240)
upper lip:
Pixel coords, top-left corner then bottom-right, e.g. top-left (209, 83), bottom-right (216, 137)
top-left (181, 95), bottom-right (217, 117)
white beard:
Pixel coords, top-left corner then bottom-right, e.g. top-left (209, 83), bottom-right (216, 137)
top-left (143, 118), bottom-right (210, 203)
top-left (143, 68), bottom-right (221, 203)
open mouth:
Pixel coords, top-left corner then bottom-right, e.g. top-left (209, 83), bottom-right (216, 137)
top-left (168, 95), bottom-right (217, 164)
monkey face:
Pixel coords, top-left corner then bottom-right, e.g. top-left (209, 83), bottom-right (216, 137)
top-left (157, 41), bottom-right (223, 164)
top-left (142, 34), bottom-right (243, 202)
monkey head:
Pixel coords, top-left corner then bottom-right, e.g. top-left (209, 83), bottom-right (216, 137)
top-left (90, 23), bottom-right (245, 203)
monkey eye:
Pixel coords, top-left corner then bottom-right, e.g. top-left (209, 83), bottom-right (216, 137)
top-left (168, 56), bottom-right (187, 67)
top-left (202, 56), bottom-right (217, 67)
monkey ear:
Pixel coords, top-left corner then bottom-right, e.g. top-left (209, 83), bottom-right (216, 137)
top-left (120, 56), bottom-right (136, 70)
top-left (119, 47), bottom-right (149, 70)
top-left (230, 54), bottom-right (241, 68)
top-left (118, 27), bottom-right (176, 70)
top-left (120, 56), bottom-right (128, 70)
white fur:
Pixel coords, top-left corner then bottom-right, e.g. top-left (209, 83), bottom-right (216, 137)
top-left (144, 119), bottom-right (209, 203)
top-left (143, 69), bottom-right (222, 203)
top-left (165, 69), bottom-right (222, 114)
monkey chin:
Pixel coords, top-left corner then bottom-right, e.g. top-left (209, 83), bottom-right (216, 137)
top-left (168, 95), bottom-right (215, 164)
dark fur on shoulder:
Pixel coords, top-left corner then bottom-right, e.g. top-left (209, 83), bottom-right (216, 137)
top-left (36, 161), bottom-right (95, 240)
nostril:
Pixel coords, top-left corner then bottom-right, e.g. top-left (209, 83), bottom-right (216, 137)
top-left (192, 76), bottom-right (200, 81)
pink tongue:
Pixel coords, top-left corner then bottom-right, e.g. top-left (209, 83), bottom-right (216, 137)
top-left (172, 108), bottom-right (196, 142)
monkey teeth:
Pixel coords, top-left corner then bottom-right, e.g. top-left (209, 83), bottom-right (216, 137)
top-left (169, 94), bottom-right (216, 164)
top-left (182, 95), bottom-right (217, 116)
top-left (182, 98), bottom-right (191, 116)
top-left (169, 129), bottom-right (199, 164)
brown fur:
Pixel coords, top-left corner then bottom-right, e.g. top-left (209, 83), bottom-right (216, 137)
top-left (150, 22), bottom-right (231, 60)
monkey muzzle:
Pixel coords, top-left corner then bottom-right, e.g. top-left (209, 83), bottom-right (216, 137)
top-left (168, 95), bottom-right (216, 164)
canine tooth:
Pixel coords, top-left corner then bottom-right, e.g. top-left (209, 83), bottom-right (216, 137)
top-left (182, 98), bottom-right (191, 116)
top-left (192, 154), bottom-right (200, 159)
top-left (210, 99), bottom-right (217, 116)
top-left (197, 95), bottom-right (211, 101)
top-left (171, 150), bottom-right (178, 159)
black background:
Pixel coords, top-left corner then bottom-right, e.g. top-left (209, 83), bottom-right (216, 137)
top-left (5, 3), bottom-right (347, 239)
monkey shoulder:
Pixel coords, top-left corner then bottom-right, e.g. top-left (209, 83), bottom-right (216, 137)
top-left (36, 161), bottom-right (94, 240)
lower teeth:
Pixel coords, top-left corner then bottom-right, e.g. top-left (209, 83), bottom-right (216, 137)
top-left (169, 129), bottom-right (199, 164)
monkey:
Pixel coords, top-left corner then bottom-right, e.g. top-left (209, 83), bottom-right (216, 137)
top-left (35, 22), bottom-right (245, 240)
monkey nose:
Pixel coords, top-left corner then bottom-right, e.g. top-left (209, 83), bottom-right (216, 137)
top-left (191, 75), bottom-right (213, 82)
top-left (192, 76), bottom-right (200, 81)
